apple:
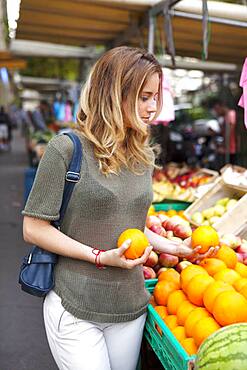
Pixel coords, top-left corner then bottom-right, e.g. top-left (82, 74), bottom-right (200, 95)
top-left (159, 253), bottom-right (179, 268)
top-left (145, 250), bottom-right (159, 268)
top-left (209, 216), bottom-right (221, 225)
top-left (173, 224), bottom-right (192, 239)
top-left (157, 267), bottom-right (169, 277)
top-left (220, 234), bottom-right (241, 250)
top-left (216, 197), bottom-right (229, 207)
top-left (149, 224), bottom-right (167, 237)
top-left (214, 204), bottom-right (225, 217)
top-left (146, 215), bottom-right (162, 228)
top-left (157, 213), bottom-right (169, 223)
top-left (244, 258), bottom-right (247, 266)
top-left (153, 263), bottom-right (161, 273)
top-left (202, 207), bottom-right (215, 219)
top-left (236, 253), bottom-right (244, 263)
top-left (143, 266), bottom-right (156, 279)
top-left (191, 212), bottom-right (204, 225)
top-left (165, 216), bottom-right (188, 231)
top-left (176, 260), bottom-right (192, 273)
top-left (236, 244), bottom-right (247, 254)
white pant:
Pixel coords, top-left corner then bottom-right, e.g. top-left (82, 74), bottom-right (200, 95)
top-left (43, 290), bottom-right (146, 370)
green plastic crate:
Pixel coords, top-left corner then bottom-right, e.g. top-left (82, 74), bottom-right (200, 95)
top-left (153, 201), bottom-right (191, 212)
top-left (144, 284), bottom-right (196, 370)
top-left (144, 278), bottom-right (158, 293)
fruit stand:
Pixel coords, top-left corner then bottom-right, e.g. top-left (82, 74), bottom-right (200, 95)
top-left (143, 179), bottom-right (247, 370)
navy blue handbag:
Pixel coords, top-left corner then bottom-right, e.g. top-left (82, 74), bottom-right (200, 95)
top-left (19, 132), bottom-right (82, 297)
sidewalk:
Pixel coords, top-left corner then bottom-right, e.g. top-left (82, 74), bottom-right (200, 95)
top-left (0, 129), bottom-right (57, 370)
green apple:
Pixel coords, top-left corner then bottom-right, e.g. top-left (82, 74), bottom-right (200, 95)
top-left (216, 197), bottom-right (229, 207)
top-left (209, 216), bottom-right (221, 225)
top-left (191, 212), bottom-right (204, 224)
top-left (202, 207), bottom-right (215, 219)
top-left (214, 204), bottom-right (226, 217)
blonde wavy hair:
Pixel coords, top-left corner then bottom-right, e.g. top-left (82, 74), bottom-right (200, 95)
top-left (77, 46), bottom-right (163, 175)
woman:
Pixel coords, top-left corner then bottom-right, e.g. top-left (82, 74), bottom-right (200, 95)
top-left (23, 46), bottom-right (212, 370)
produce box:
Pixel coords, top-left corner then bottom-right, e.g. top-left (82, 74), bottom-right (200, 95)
top-left (184, 177), bottom-right (247, 229)
top-left (144, 284), bottom-right (195, 370)
top-left (220, 164), bottom-right (247, 192)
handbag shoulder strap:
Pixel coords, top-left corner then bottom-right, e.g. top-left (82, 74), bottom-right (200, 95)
top-left (52, 131), bottom-right (82, 228)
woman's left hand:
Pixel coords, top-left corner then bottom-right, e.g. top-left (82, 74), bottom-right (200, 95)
top-left (175, 237), bottom-right (220, 264)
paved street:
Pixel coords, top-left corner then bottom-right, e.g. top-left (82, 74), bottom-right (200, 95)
top-left (0, 129), bottom-right (57, 370)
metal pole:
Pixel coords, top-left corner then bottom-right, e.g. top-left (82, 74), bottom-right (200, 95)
top-left (148, 12), bottom-right (155, 54)
top-left (170, 10), bottom-right (247, 28)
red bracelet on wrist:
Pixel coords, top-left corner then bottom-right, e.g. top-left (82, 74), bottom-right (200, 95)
top-left (92, 248), bottom-right (106, 269)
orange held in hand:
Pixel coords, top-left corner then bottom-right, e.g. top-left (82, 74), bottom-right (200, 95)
top-left (117, 228), bottom-right (149, 259)
top-left (191, 225), bottom-right (219, 254)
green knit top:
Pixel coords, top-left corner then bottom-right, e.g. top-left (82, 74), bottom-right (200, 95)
top-left (22, 132), bottom-right (153, 323)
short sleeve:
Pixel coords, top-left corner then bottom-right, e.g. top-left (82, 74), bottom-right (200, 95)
top-left (22, 136), bottom-right (72, 221)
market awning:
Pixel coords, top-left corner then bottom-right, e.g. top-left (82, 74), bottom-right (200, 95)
top-left (0, 50), bottom-right (26, 69)
top-left (15, 0), bottom-right (247, 66)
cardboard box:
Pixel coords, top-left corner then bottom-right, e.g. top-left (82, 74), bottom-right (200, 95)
top-left (184, 177), bottom-right (247, 231)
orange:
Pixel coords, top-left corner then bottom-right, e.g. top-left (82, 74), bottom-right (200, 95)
top-left (177, 301), bottom-right (197, 326)
top-left (147, 205), bottom-right (156, 216)
top-left (181, 338), bottom-right (198, 356)
top-left (203, 280), bottom-right (234, 313)
top-left (180, 265), bottom-right (208, 293)
top-left (235, 262), bottom-right (247, 278)
top-left (153, 280), bottom-right (177, 306)
top-left (158, 268), bottom-right (180, 288)
top-left (199, 258), bottom-right (227, 276)
top-left (191, 226), bottom-right (219, 254)
top-left (167, 290), bottom-right (187, 315)
top-left (233, 278), bottom-right (247, 292)
top-left (117, 228), bottom-right (149, 259)
top-left (214, 268), bottom-right (240, 285)
top-left (186, 274), bottom-right (214, 306)
top-left (215, 245), bottom-right (237, 269)
top-left (171, 326), bottom-right (186, 342)
top-left (154, 305), bottom-right (168, 319)
top-left (213, 290), bottom-right (247, 326)
top-left (167, 209), bottom-right (177, 217)
top-left (164, 315), bottom-right (178, 330)
top-left (193, 317), bottom-right (220, 346)
top-left (240, 284), bottom-right (247, 300)
top-left (184, 308), bottom-right (211, 337)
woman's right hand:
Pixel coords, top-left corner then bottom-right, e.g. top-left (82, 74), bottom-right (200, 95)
top-left (100, 239), bottom-right (153, 269)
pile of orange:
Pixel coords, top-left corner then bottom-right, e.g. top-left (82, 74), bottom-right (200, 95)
top-left (151, 245), bottom-right (247, 355)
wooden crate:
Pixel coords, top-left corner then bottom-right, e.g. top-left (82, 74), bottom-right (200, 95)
top-left (220, 164), bottom-right (247, 192)
top-left (214, 194), bottom-right (247, 237)
top-left (184, 177), bottom-right (247, 229)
